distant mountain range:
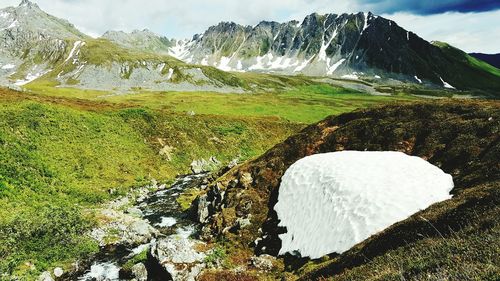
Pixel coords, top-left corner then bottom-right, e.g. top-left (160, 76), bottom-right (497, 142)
top-left (469, 53), bottom-right (500, 69)
top-left (1, 0), bottom-right (499, 95)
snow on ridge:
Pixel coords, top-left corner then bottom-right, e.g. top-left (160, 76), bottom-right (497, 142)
top-left (414, 76), bottom-right (422, 83)
top-left (275, 151), bottom-right (454, 259)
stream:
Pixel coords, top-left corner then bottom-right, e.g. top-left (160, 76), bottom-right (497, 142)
top-left (76, 173), bottom-right (210, 281)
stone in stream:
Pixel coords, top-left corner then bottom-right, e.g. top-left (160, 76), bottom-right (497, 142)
top-left (131, 263), bottom-right (148, 281)
top-left (149, 235), bottom-right (207, 281)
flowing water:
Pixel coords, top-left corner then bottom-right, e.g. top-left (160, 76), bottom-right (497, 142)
top-left (77, 173), bottom-right (209, 281)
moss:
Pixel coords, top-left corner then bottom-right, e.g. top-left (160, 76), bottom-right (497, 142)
top-left (177, 188), bottom-right (205, 211)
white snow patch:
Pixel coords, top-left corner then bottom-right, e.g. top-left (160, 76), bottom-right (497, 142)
top-left (341, 73), bottom-right (359, 80)
top-left (78, 262), bottom-right (120, 281)
top-left (326, 58), bottom-right (345, 75)
top-left (293, 57), bottom-right (313, 72)
top-left (414, 76), bottom-right (422, 83)
top-left (218, 56), bottom-right (233, 71)
top-left (236, 60), bottom-right (243, 70)
top-left (407, 31), bottom-right (410, 41)
top-left (126, 242), bottom-right (152, 258)
top-left (155, 217), bottom-right (177, 228)
top-left (168, 39), bottom-right (193, 60)
top-left (275, 151), bottom-right (454, 259)
top-left (166, 68), bottom-right (174, 80)
top-left (15, 69), bottom-right (51, 86)
top-left (374, 75), bottom-right (381, 79)
top-left (64, 41), bottom-right (85, 63)
top-left (1, 64), bottom-right (16, 70)
top-left (7, 20), bottom-right (17, 29)
top-left (318, 28), bottom-right (337, 62)
top-left (361, 12), bottom-right (369, 34)
top-left (439, 76), bottom-right (455, 89)
top-left (0, 12), bottom-right (9, 19)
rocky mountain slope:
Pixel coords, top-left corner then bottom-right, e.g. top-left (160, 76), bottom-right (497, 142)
top-left (1, 1), bottom-right (499, 95)
top-left (193, 101), bottom-right (499, 279)
top-left (101, 29), bottom-right (174, 55)
top-left (0, 1), bottom-right (257, 93)
top-left (169, 12), bottom-right (500, 93)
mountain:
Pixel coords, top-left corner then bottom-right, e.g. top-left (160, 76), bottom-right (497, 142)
top-left (0, 1), bottom-right (260, 93)
top-left (170, 12), bottom-right (500, 93)
top-left (193, 101), bottom-right (499, 280)
top-left (0, 1), bottom-right (499, 95)
top-left (469, 53), bottom-right (500, 69)
top-left (101, 29), bottom-right (174, 55)
top-left (0, 0), bottom-right (87, 85)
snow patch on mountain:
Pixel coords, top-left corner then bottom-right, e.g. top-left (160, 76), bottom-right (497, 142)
top-left (64, 41), bottom-right (85, 63)
top-left (275, 151), bottom-right (454, 259)
top-left (439, 76), bottom-right (455, 89)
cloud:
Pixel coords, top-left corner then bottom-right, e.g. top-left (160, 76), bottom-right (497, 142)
top-left (357, 0), bottom-right (500, 15)
top-left (384, 10), bottom-right (500, 53)
top-left (0, 0), bottom-right (498, 53)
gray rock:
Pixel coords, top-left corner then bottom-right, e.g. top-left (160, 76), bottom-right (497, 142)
top-left (190, 156), bottom-right (220, 174)
top-left (37, 271), bottom-right (54, 281)
top-left (236, 217), bottom-right (252, 229)
top-left (126, 207), bottom-right (144, 217)
top-left (53, 267), bottom-right (63, 278)
top-left (251, 254), bottom-right (275, 271)
top-left (240, 172), bottom-right (253, 188)
top-left (131, 263), bottom-right (148, 281)
top-left (150, 236), bottom-right (207, 281)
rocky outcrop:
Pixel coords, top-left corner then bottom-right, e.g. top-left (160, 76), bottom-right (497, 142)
top-left (190, 157), bottom-right (221, 174)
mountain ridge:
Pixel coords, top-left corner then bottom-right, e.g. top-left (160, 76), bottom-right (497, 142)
top-left (0, 0), bottom-right (499, 95)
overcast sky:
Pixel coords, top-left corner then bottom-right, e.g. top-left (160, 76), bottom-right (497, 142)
top-left (1, 0), bottom-right (499, 53)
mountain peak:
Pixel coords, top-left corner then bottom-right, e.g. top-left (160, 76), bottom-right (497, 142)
top-left (19, 0), bottom-right (39, 9)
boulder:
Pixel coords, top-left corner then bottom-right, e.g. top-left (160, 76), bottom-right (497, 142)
top-left (251, 254), bottom-right (275, 271)
top-left (53, 267), bottom-right (63, 278)
top-left (37, 271), bottom-right (54, 281)
top-left (131, 263), bottom-right (148, 281)
top-left (190, 157), bottom-right (220, 174)
top-left (150, 236), bottom-right (207, 281)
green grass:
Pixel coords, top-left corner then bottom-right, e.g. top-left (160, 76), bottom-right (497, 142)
top-left (0, 88), bottom-right (301, 278)
top-left (1, 78), bottom-right (418, 279)
top-left (25, 84), bottom-right (414, 124)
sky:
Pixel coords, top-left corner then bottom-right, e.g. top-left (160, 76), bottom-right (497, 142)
top-left (0, 0), bottom-right (499, 53)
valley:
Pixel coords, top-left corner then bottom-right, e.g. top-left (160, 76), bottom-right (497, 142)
top-left (0, 0), bottom-right (498, 280)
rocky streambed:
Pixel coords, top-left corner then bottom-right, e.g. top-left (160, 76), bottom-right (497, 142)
top-left (73, 173), bottom-right (212, 281)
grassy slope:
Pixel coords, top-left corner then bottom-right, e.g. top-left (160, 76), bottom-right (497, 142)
top-left (0, 88), bottom-right (301, 278)
top-left (0, 81), bottom-right (418, 278)
top-left (25, 84), bottom-right (416, 123)
top-left (433, 42), bottom-right (500, 95)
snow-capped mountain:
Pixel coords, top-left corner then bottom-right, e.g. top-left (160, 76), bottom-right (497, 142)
top-left (0, 0), bottom-right (87, 85)
top-left (0, 1), bottom-right (498, 93)
top-left (167, 12), bottom-right (500, 92)
top-left (0, 1), bottom-right (250, 92)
